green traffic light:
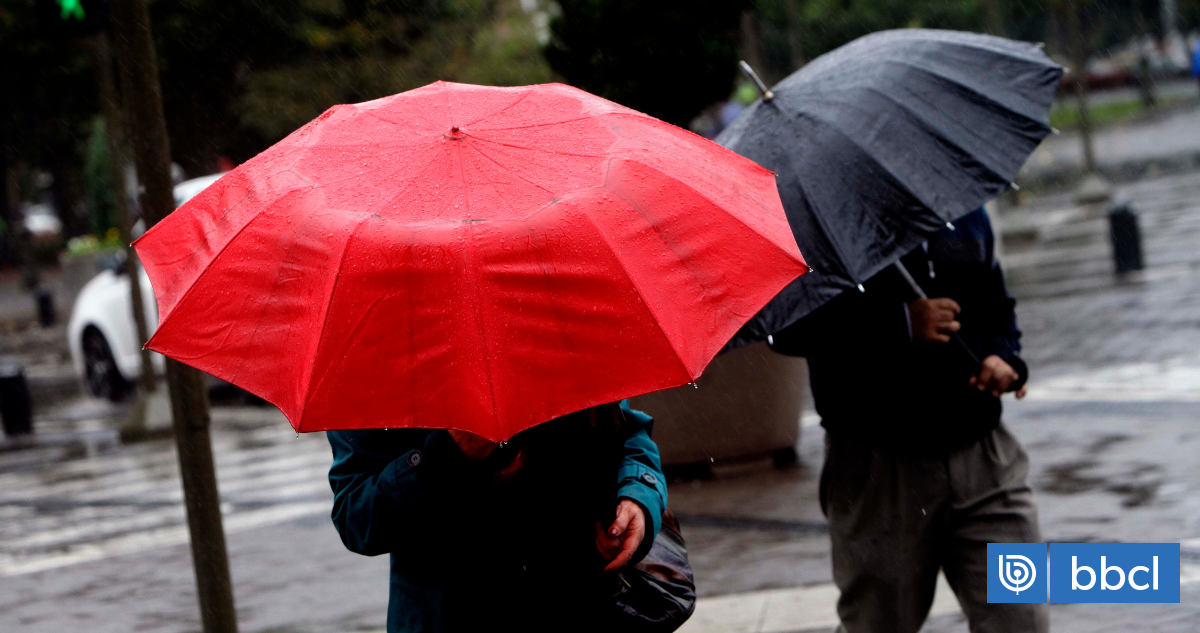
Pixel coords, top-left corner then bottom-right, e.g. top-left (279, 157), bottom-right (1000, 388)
top-left (58, 0), bottom-right (85, 21)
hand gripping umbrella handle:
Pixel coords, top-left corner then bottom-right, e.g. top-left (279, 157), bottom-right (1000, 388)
top-left (891, 262), bottom-right (982, 371)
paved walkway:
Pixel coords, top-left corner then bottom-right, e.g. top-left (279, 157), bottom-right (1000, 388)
top-left (1021, 90), bottom-right (1200, 183)
top-left (5, 170), bottom-right (1200, 631)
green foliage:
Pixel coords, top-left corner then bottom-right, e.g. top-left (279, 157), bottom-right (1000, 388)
top-left (1050, 92), bottom-right (1193, 129)
top-left (754, 0), bottom-right (1200, 81)
top-left (753, 0), bottom-right (986, 80)
top-left (149, 0), bottom-right (553, 170)
top-left (65, 230), bottom-right (123, 257)
top-left (544, 0), bottom-right (749, 127)
top-left (83, 117), bottom-right (121, 236)
top-left (237, 0), bottom-right (552, 145)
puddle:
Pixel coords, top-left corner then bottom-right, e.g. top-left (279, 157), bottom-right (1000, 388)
top-left (1106, 481), bottom-right (1161, 507)
top-left (1087, 433), bottom-right (1132, 454)
top-left (1039, 460), bottom-right (1105, 494)
top-left (1039, 458), bottom-right (1165, 508)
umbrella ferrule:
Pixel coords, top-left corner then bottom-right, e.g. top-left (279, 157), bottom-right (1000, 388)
top-left (738, 61), bottom-right (775, 103)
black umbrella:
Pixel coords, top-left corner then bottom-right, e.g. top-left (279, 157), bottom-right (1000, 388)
top-left (718, 29), bottom-right (1062, 349)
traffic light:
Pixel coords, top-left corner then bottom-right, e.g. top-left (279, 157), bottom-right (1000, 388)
top-left (59, 0), bottom-right (86, 21)
top-left (35, 0), bottom-right (109, 38)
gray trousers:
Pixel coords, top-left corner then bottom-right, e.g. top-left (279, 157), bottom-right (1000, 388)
top-left (821, 424), bottom-right (1049, 633)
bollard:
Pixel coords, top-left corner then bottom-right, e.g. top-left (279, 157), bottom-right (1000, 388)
top-left (35, 287), bottom-right (55, 327)
top-left (0, 359), bottom-right (32, 436)
top-left (1108, 201), bottom-right (1144, 274)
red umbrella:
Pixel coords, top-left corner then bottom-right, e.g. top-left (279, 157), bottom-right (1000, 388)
top-left (134, 82), bottom-right (807, 441)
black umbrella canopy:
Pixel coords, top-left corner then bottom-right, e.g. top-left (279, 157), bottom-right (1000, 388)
top-left (718, 29), bottom-right (1062, 347)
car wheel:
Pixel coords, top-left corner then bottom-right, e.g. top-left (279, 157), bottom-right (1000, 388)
top-left (83, 328), bottom-right (129, 401)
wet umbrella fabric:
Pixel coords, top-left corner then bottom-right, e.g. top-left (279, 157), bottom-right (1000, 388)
top-left (133, 81), bottom-right (808, 441)
top-left (717, 29), bottom-right (1062, 346)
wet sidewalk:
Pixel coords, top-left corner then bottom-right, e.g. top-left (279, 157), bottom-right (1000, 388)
top-left (1019, 85), bottom-right (1200, 187)
top-left (5, 170), bottom-right (1200, 631)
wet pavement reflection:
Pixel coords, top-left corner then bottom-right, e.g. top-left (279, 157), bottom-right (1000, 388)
top-left (5, 170), bottom-right (1200, 632)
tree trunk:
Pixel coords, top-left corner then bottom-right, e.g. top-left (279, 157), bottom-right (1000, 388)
top-left (0, 149), bottom-right (39, 290)
top-left (784, 0), bottom-right (806, 71)
top-left (740, 9), bottom-right (767, 81)
top-left (1067, 0), bottom-right (1097, 174)
top-left (90, 33), bottom-right (156, 394)
top-left (982, 0), bottom-right (1005, 36)
top-left (47, 142), bottom-right (89, 240)
top-left (1044, 3), bottom-right (1062, 59)
top-left (108, 1), bottom-right (236, 632)
top-left (168, 90), bottom-right (220, 179)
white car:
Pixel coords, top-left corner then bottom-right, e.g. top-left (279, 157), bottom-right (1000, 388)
top-left (68, 173), bottom-right (225, 400)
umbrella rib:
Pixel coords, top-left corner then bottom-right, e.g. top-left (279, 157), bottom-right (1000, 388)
top-left (575, 200), bottom-right (693, 384)
top-left (796, 32), bottom-right (1053, 81)
top-left (466, 135), bottom-right (610, 159)
top-left (453, 136), bottom-right (502, 435)
top-left (769, 102), bottom-right (960, 224)
top-left (878, 59), bottom-right (1054, 133)
top-left (298, 213), bottom-right (372, 433)
top-left (852, 82), bottom-right (1020, 188)
top-left (147, 206), bottom-right (277, 342)
top-left (890, 32), bottom-right (1055, 65)
top-left (462, 140), bottom-right (557, 196)
top-left (457, 88), bottom-right (535, 129)
top-left (470, 115), bottom-right (599, 132)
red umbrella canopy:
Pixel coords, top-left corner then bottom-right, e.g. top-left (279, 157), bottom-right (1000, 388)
top-left (135, 82), bottom-right (807, 441)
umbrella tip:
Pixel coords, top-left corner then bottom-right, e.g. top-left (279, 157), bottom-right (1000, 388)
top-left (857, 284), bottom-right (866, 293)
top-left (738, 61), bottom-right (774, 103)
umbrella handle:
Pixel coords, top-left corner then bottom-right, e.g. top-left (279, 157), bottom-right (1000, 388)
top-left (890, 262), bottom-right (983, 371)
top-left (739, 61), bottom-right (775, 102)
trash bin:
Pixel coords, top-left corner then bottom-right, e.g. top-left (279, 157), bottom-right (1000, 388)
top-left (35, 286), bottom-right (55, 327)
top-left (1108, 201), bottom-right (1144, 274)
top-left (0, 359), bottom-right (32, 436)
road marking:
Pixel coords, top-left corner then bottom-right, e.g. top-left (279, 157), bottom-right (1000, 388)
top-left (0, 501), bottom-right (329, 577)
top-left (676, 564), bottom-right (1200, 633)
top-left (0, 414), bottom-right (334, 577)
top-left (1025, 357), bottom-right (1200, 402)
top-left (678, 573), bottom-right (959, 633)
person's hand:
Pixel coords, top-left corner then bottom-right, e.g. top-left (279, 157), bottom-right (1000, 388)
top-left (447, 429), bottom-right (496, 461)
top-left (596, 499), bottom-right (647, 572)
top-left (490, 447), bottom-right (527, 483)
top-left (908, 297), bottom-right (962, 344)
top-left (970, 355), bottom-right (1024, 398)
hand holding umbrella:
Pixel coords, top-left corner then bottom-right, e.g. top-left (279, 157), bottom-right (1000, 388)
top-left (719, 29), bottom-right (1062, 354)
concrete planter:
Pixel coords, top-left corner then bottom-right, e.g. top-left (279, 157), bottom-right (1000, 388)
top-left (630, 341), bottom-right (805, 467)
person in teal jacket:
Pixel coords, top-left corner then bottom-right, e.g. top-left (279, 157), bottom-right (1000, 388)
top-left (327, 400), bottom-right (668, 633)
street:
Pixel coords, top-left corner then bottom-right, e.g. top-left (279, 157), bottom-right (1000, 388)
top-left (5, 1), bottom-right (1200, 631)
top-left (2, 163), bottom-right (1200, 631)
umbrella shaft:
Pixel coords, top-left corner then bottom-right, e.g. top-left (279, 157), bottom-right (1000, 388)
top-left (891, 262), bottom-right (982, 370)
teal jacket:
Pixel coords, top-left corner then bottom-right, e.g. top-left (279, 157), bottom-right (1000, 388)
top-left (327, 402), bottom-right (667, 633)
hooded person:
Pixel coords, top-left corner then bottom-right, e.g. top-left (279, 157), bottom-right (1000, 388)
top-left (326, 400), bottom-right (668, 633)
